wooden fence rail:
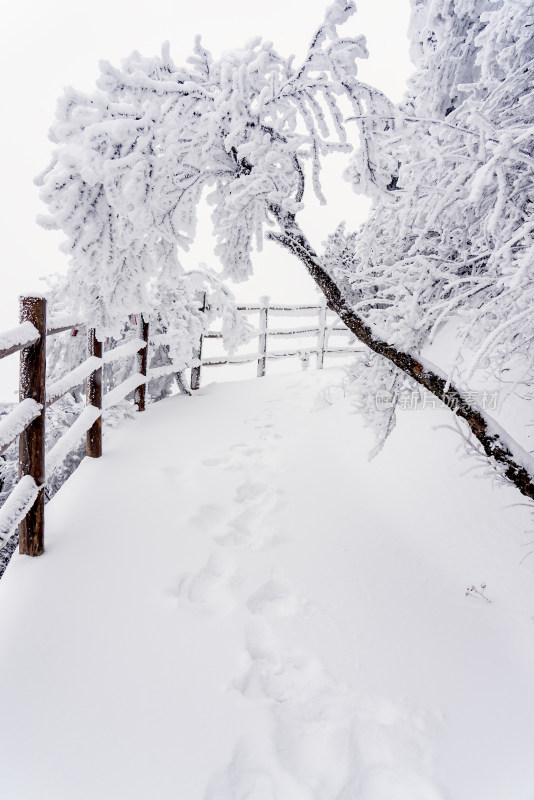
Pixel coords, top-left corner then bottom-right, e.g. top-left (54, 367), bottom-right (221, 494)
top-left (0, 297), bottom-right (150, 557)
top-left (192, 296), bottom-right (362, 388)
top-left (0, 295), bottom-right (361, 559)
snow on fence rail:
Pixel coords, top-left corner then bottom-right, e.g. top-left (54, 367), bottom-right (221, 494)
top-left (192, 295), bottom-right (362, 386)
top-left (0, 297), bottom-right (151, 556)
top-left (0, 295), bottom-right (360, 559)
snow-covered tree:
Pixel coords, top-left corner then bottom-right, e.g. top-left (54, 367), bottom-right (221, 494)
top-left (36, 0), bottom-right (384, 366)
top-left (319, 0), bottom-right (534, 487)
top-left (37, 0), bottom-right (534, 501)
top-left (331, 0), bottom-right (533, 362)
top-left (36, 52), bottom-right (252, 368)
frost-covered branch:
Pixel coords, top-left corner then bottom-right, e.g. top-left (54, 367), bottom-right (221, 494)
top-left (268, 217), bottom-right (534, 502)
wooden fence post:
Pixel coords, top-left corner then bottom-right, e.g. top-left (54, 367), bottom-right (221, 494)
top-left (317, 295), bottom-right (327, 370)
top-left (134, 315), bottom-right (149, 412)
top-left (86, 329), bottom-right (102, 458)
top-left (18, 295), bottom-right (46, 556)
top-left (257, 296), bottom-right (269, 378)
top-left (191, 293), bottom-right (206, 391)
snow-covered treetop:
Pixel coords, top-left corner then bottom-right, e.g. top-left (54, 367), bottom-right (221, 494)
top-left (36, 0), bottom-right (389, 337)
top-left (328, 0), bottom-right (534, 388)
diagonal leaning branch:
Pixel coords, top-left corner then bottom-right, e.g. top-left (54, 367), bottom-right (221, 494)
top-left (268, 217), bottom-right (534, 503)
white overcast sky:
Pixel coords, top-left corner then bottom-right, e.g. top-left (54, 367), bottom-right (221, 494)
top-left (0, 0), bottom-right (411, 339)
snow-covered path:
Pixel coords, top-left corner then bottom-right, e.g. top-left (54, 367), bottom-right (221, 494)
top-left (1, 369), bottom-right (533, 799)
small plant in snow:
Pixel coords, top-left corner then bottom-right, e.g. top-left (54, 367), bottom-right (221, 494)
top-left (465, 584), bottom-right (491, 603)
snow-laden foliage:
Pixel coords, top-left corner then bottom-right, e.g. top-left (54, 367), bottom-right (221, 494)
top-left (343, 351), bottom-right (403, 459)
top-left (326, 0), bottom-right (534, 393)
top-left (406, 0), bottom-right (494, 118)
top-left (36, 1), bottom-right (388, 338)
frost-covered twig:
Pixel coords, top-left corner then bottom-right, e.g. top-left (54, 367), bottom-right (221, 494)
top-left (465, 584), bottom-right (491, 603)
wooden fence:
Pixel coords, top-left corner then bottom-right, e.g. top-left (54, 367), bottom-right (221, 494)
top-left (0, 295), bottom-right (360, 559)
top-left (193, 295), bottom-right (361, 387)
top-left (0, 296), bottom-right (150, 557)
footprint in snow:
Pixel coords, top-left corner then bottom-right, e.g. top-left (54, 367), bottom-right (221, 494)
top-left (247, 576), bottom-right (300, 617)
top-left (214, 525), bottom-right (284, 551)
top-left (230, 443), bottom-right (262, 456)
top-left (235, 618), bottom-right (347, 709)
top-left (259, 430), bottom-right (282, 440)
top-left (231, 620), bottom-right (366, 793)
top-left (202, 455), bottom-right (230, 467)
top-left (189, 503), bottom-right (226, 531)
top-left (203, 739), bottom-right (277, 800)
top-left (161, 466), bottom-right (182, 481)
top-left (214, 507), bottom-right (284, 550)
top-left (234, 482), bottom-right (267, 504)
top-left (174, 552), bottom-right (237, 615)
top-left (231, 619), bottom-right (445, 798)
top-left (354, 765), bottom-right (445, 800)
top-left (202, 454), bottom-right (243, 471)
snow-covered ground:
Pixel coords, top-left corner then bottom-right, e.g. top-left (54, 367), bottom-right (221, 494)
top-left (0, 368), bottom-right (533, 799)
